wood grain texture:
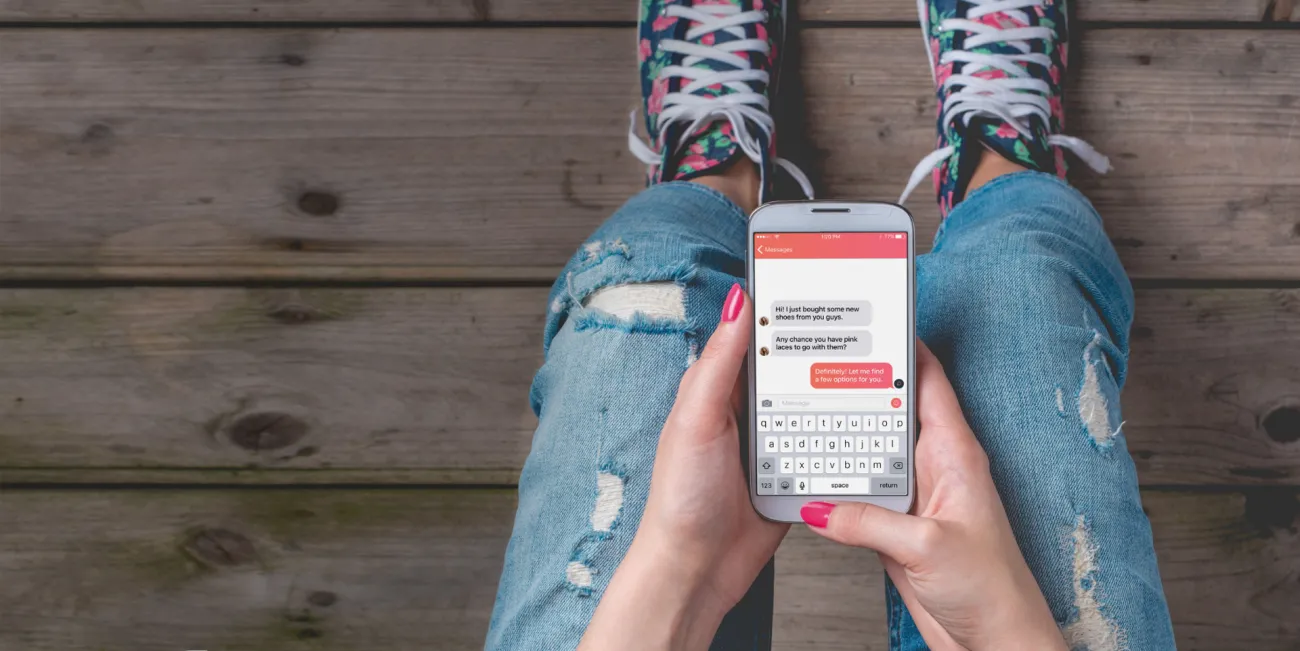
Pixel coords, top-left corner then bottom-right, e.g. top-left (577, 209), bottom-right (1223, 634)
top-left (2, 29), bottom-right (1298, 281)
top-left (0, 488), bottom-right (1295, 650)
top-left (1, 287), bottom-right (1297, 485)
top-left (0, 0), bottom-right (1287, 22)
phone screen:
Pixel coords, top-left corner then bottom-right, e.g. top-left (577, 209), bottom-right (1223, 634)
top-left (752, 232), bottom-right (910, 497)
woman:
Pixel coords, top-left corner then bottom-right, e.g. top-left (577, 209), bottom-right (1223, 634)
top-left (487, 0), bottom-right (1176, 649)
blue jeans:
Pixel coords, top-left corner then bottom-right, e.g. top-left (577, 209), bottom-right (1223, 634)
top-left (486, 173), bottom-right (1176, 650)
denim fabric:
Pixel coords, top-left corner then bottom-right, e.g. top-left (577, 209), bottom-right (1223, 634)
top-left (487, 173), bottom-right (1175, 650)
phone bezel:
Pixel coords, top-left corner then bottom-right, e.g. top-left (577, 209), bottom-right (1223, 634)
top-left (746, 201), bottom-right (917, 523)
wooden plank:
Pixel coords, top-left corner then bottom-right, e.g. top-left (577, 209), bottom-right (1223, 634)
top-left (1, 287), bottom-right (1297, 485)
top-left (0, 0), bottom-right (1286, 23)
top-left (801, 0), bottom-right (1289, 22)
top-left (0, 488), bottom-right (1295, 649)
top-left (1, 30), bottom-right (1297, 281)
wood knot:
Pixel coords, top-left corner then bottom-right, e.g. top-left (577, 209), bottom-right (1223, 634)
top-left (1243, 489), bottom-right (1299, 537)
top-left (1262, 406), bottom-right (1300, 443)
top-left (307, 591), bottom-right (338, 607)
top-left (267, 303), bottom-right (328, 325)
top-left (281, 53), bottom-right (306, 67)
top-left (227, 412), bottom-right (308, 451)
top-left (182, 528), bottom-right (257, 567)
top-left (298, 191), bottom-right (340, 216)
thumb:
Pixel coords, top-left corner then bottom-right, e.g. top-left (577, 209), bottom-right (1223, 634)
top-left (678, 283), bottom-right (751, 408)
top-left (800, 500), bottom-right (936, 567)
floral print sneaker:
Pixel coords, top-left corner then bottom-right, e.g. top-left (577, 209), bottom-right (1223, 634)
top-left (629, 0), bottom-right (813, 205)
top-left (900, 0), bottom-right (1110, 216)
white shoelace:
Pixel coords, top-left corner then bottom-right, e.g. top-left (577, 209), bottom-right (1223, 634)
top-left (629, 3), bottom-right (814, 200)
top-left (899, 0), bottom-right (1110, 204)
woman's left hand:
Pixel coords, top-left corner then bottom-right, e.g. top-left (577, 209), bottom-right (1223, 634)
top-left (580, 283), bottom-right (788, 650)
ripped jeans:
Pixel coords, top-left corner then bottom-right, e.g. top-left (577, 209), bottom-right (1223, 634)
top-left (485, 172), bottom-right (1176, 651)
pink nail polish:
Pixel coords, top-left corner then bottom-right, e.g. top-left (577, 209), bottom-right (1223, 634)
top-left (721, 283), bottom-right (744, 323)
top-left (801, 502), bottom-right (835, 528)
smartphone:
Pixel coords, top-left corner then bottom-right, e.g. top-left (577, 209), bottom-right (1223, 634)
top-left (746, 201), bottom-right (916, 522)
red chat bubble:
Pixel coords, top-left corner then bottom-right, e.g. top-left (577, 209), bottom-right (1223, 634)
top-left (810, 362), bottom-right (893, 389)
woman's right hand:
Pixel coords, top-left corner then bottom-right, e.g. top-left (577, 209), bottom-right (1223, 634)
top-left (799, 343), bottom-right (1067, 651)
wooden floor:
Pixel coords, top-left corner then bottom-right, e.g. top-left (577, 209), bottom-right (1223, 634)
top-left (1, 2), bottom-right (1298, 649)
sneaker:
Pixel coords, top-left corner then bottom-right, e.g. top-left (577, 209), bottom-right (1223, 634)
top-left (900, 0), bottom-right (1110, 216)
top-left (629, 0), bottom-right (813, 205)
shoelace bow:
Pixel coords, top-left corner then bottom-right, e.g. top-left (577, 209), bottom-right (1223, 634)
top-left (629, 3), bottom-right (815, 201)
top-left (899, 0), bottom-right (1110, 204)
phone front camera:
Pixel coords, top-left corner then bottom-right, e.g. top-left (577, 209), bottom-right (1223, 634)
top-left (894, 379), bottom-right (904, 388)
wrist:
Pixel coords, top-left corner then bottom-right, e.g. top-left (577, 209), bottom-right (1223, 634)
top-left (975, 599), bottom-right (1067, 651)
top-left (579, 536), bottom-right (730, 651)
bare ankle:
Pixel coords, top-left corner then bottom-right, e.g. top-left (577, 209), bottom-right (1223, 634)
top-left (965, 147), bottom-right (1030, 196)
top-left (690, 160), bottom-right (760, 215)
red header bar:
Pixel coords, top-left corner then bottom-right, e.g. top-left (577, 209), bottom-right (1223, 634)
top-left (754, 232), bottom-right (907, 259)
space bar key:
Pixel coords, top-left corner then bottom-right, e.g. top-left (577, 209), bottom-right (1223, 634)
top-left (811, 477), bottom-right (871, 494)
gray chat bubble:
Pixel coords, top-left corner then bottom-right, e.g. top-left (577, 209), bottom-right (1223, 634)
top-left (770, 330), bottom-right (872, 357)
top-left (770, 301), bottom-right (872, 326)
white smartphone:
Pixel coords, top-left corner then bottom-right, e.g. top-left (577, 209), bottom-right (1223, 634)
top-left (746, 201), bottom-right (916, 522)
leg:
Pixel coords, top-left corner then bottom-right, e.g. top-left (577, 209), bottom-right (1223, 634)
top-left (486, 174), bottom-right (774, 650)
top-left (896, 170), bottom-right (1175, 650)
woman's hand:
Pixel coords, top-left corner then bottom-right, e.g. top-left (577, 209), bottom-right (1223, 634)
top-left (800, 343), bottom-right (1067, 651)
top-left (580, 284), bottom-right (788, 651)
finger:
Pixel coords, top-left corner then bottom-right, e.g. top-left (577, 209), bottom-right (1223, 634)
top-left (800, 500), bottom-right (935, 567)
top-left (915, 340), bottom-right (990, 473)
top-left (679, 283), bottom-right (752, 409)
top-left (915, 340), bottom-right (967, 431)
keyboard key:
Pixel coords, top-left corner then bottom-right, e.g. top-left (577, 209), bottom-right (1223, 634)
top-left (871, 436), bottom-right (884, 453)
top-left (841, 436), bottom-right (854, 452)
top-left (848, 415), bottom-right (862, 431)
top-left (826, 457), bottom-right (840, 473)
top-left (871, 478), bottom-right (906, 495)
top-left (863, 415), bottom-right (878, 431)
top-left (778, 477), bottom-right (794, 494)
top-left (893, 415), bottom-right (907, 431)
top-left (817, 415), bottom-right (831, 432)
top-left (780, 436), bottom-right (793, 453)
top-left (833, 415), bottom-right (846, 431)
top-left (842, 457), bottom-right (855, 474)
top-left (825, 437), bottom-right (838, 453)
top-left (856, 458), bottom-right (871, 474)
top-left (812, 477), bottom-right (871, 494)
top-left (803, 415), bottom-right (817, 431)
top-left (795, 477), bottom-right (810, 494)
top-left (871, 457), bottom-right (885, 474)
top-left (795, 458), bottom-right (809, 473)
top-left (764, 436), bottom-right (778, 453)
top-left (758, 457), bottom-right (775, 474)
top-left (758, 415), bottom-right (771, 431)
top-left (856, 436), bottom-right (871, 453)
top-left (811, 457), bottom-right (823, 474)
top-left (795, 436), bottom-right (808, 452)
top-left (889, 457), bottom-right (907, 474)
top-left (887, 436), bottom-right (900, 453)
top-left (879, 417), bottom-right (893, 432)
top-left (780, 457), bottom-right (793, 473)
top-left (788, 416), bottom-right (802, 432)
top-left (810, 436), bottom-right (824, 453)
top-left (758, 477), bottom-right (776, 495)
top-left (773, 414), bottom-right (786, 431)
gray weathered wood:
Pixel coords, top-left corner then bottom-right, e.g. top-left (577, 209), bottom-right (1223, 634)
top-left (1, 29), bottom-right (1296, 281)
top-left (0, 488), bottom-right (1295, 650)
top-left (0, 0), bottom-right (1285, 22)
top-left (1, 287), bottom-right (1296, 485)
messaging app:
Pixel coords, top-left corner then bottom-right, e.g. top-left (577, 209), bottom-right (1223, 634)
top-left (753, 232), bottom-right (909, 497)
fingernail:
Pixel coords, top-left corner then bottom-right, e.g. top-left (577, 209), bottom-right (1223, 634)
top-left (801, 501), bottom-right (834, 528)
top-left (721, 283), bottom-right (744, 323)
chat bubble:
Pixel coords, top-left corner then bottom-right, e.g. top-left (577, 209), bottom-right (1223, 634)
top-left (770, 301), bottom-right (872, 326)
top-left (810, 362), bottom-right (893, 388)
top-left (771, 331), bottom-right (872, 357)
